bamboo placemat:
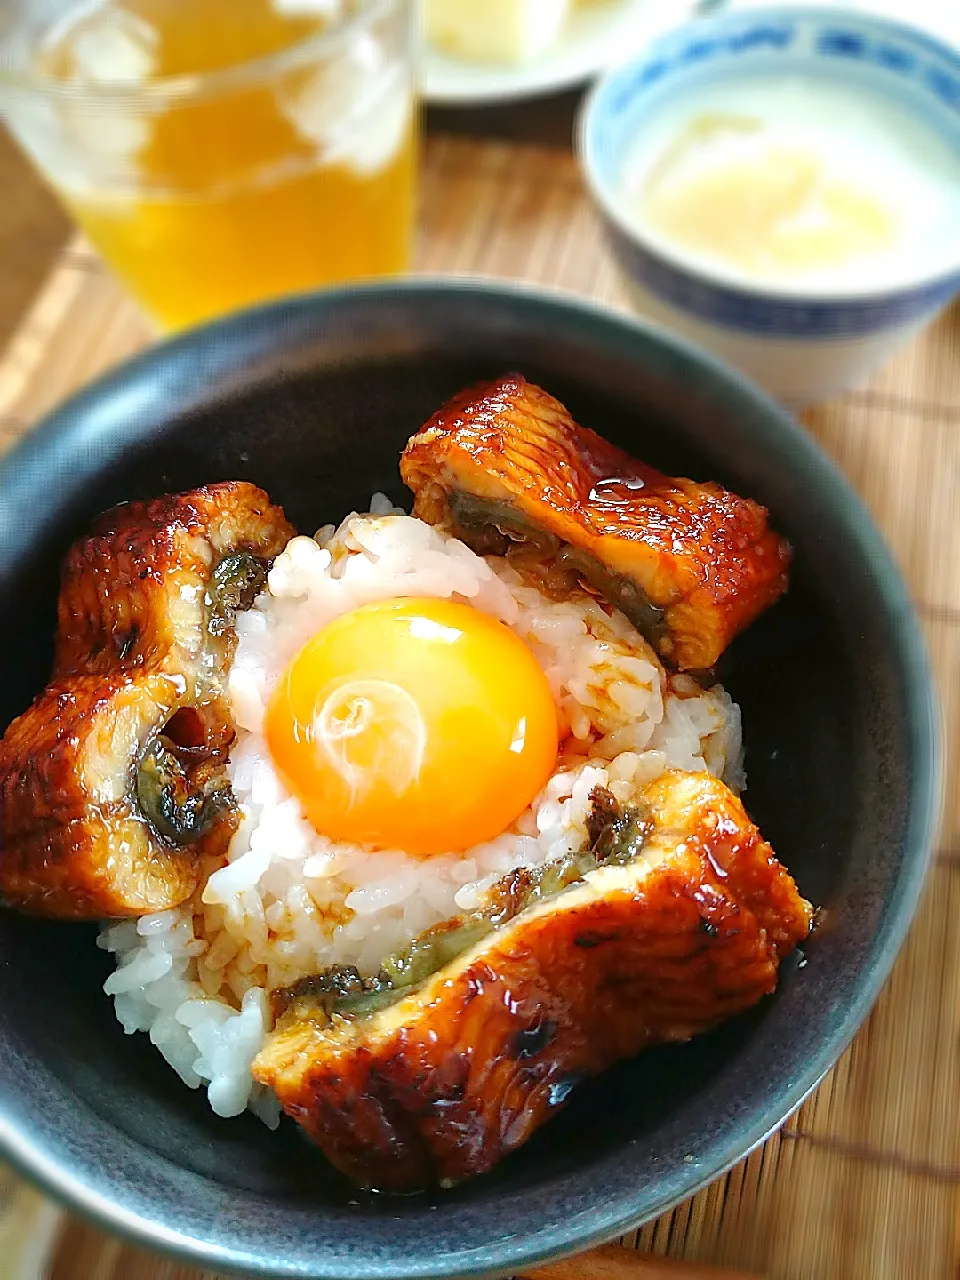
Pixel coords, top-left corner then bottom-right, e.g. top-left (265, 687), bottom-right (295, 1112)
top-left (0, 134), bottom-right (957, 1280)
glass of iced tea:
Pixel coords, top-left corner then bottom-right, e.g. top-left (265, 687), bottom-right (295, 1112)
top-left (0, 0), bottom-right (418, 330)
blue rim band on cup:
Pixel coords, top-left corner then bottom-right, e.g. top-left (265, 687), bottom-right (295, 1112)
top-left (606, 224), bottom-right (960, 338)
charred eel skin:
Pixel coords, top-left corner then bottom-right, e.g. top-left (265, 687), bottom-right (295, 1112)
top-left (0, 482), bottom-right (295, 918)
top-left (401, 374), bottom-right (791, 671)
top-left (253, 771), bottom-right (813, 1191)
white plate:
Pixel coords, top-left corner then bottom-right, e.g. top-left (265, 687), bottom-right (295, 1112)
top-left (422, 0), bottom-right (704, 105)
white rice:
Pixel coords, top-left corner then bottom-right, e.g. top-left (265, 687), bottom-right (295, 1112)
top-left (100, 499), bottom-right (744, 1125)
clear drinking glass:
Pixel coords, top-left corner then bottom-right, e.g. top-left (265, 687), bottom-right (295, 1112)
top-left (0, 0), bottom-right (418, 331)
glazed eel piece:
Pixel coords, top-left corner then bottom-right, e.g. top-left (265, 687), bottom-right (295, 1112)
top-left (400, 375), bottom-right (791, 671)
top-left (253, 770), bottom-right (813, 1190)
top-left (0, 483), bottom-right (295, 919)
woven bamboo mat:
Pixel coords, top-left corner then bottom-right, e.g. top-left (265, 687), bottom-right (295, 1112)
top-left (0, 133), bottom-right (957, 1280)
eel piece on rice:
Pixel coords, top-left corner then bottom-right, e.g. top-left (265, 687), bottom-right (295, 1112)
top-left (0, 672), bottom-right (234, 918)
top-left (253, 770), bottom-right (813, 1191)
top-left (0, 483), bottom-right (295, 918)
top-left (400, 375), bottom-right (791, 670)
top-left (55, 481), bottom-right (295, 687)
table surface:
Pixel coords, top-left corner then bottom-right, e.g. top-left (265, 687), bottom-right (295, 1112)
top-left (0, 122), bottom-right (958, 1280)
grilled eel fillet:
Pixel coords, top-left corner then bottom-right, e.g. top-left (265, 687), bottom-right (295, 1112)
top-left (55, 483), bottom-right (294, 683)
top-left (400, 375), bottom-right (791, 671)
top-left (0, 483), bottom-right (295, 919)
top-left (253, 770), bottom-right (813, 1190)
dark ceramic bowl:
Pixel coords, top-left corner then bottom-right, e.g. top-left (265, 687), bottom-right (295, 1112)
top-left (0, 282), bottom-right (939, 1279)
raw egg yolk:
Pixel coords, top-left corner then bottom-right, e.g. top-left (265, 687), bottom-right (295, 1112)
top-left (264, 597), bottom-right (559, 856)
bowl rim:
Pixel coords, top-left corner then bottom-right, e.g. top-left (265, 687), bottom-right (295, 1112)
top-left (577, 4), bottom-right (960, 306)
top-left (0, 277), bottom-right (943, 1279)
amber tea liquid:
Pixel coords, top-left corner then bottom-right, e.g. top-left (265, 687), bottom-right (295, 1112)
top-left (33, 0), bottom-right (417, 330)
